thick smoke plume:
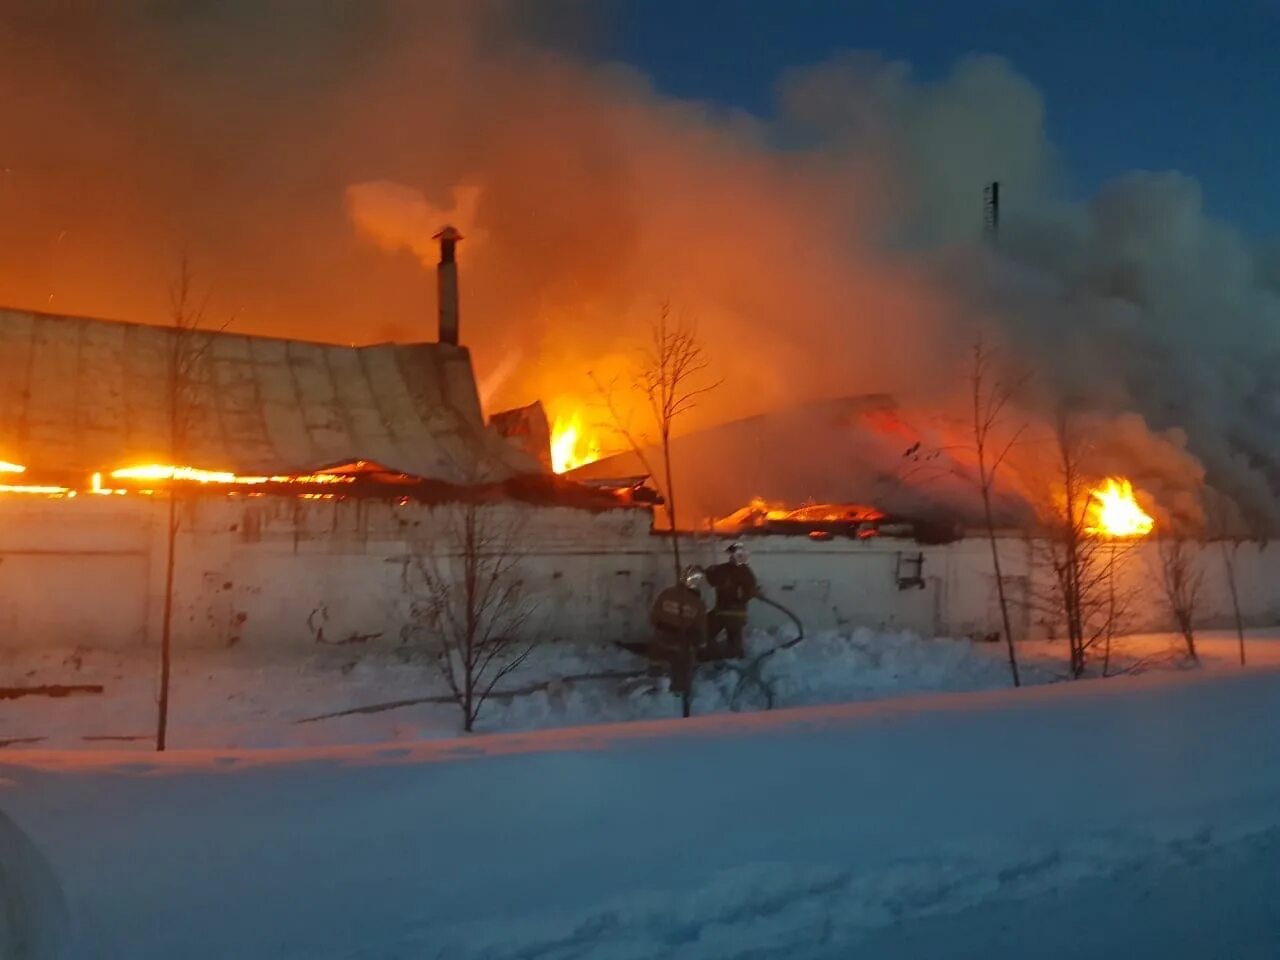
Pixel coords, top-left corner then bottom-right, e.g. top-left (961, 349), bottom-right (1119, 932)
top-left (0, 3), bottom-right (1276, 530)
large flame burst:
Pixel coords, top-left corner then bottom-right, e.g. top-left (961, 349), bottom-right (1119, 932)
top-left (549, 411), bottom-right (603, 474)
top-left (1086, 477), bottom-right (1155, 538)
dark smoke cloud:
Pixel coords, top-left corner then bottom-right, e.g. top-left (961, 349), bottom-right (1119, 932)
top-left (0, 3), bottom-right (1274, 529)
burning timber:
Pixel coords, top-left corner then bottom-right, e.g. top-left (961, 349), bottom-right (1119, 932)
top-left (712, 498), bottom-right (964, 544)
top-left (0, 307), bottom-right (645, 511)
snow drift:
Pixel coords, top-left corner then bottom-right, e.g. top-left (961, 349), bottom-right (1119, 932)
top-left (3, 668), bottom-right (1280, 958)
top-left (0, 809), bottom-right (66, 960)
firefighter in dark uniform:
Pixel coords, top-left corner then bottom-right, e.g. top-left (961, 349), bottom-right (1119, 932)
top-left (703, 542), bottom-right (759, 659)
top-left (648, 566), bottom-right (707, 695)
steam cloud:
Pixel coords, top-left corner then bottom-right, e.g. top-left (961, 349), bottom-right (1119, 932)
top-left (0, 2), bottom-right (1276, 530)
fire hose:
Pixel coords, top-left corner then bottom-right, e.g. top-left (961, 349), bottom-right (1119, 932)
top-left (621, 593), bottom-right (806, 713)
top-left (719, 595), bottom-right (805, 712)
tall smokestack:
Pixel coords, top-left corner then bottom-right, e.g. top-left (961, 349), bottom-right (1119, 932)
top-left (433, 225), bottom-right (462, 345)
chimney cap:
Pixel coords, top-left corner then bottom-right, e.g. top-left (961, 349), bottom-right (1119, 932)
top-left (432, 225), bottom-right (463, 242)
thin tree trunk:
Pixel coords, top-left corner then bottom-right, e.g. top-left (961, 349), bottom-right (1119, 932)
top-left (1063, 536), bottom-right (1084, 678)
top-left (1102, 543), bottom-right (1116, 677)
top-left (156, 493), bottom-right (178, 751)
top-left (463, 512), bottom-right (479, 732)
top-left (462, 645), bottom-right (476, 733)
top-left (661, 428), bottom-right (682, 582)
top-left (1181, 617), bottom-right (1198, 661)
top-left (981, 489), bottom-right (1020, 687)
top-left (1222, 543), bottom-right (1246, 666)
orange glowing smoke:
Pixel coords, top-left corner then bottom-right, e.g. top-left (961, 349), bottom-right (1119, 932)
top-left (1086, 477), bottom-right (1155, 538)
top-left (549, 411), bottom-right (604, 474)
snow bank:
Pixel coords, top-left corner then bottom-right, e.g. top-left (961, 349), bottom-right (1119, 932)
top-left (3, 629), bottom-right (1278, 749)
top-left (2, 668), bottom-right (1279, 958)
top-left (0, 808), bottom-right (66, 960)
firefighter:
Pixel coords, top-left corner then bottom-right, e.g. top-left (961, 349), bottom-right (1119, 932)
top-left (703, 542), bottom-right (759, 660)
top-left (648, 565), bottom-right (707, 696)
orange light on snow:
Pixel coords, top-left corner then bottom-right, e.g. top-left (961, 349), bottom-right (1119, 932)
top-left (1086, 477), bottom-right (1155, 538)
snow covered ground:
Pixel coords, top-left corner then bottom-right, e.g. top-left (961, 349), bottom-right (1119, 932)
top-left (2, 666), bottom-right (1280, 958)
top-left (1, 626), bottom-right (1276, 749)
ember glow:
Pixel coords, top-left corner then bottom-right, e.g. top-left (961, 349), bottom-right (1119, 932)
top-left (549, 412), bottom-right (603, 475)
top-left (0, 460), bottom-right (71, 495)
top-left (1087, 477), bottom-right (1155, 538)
top-left (109, 465), bottom-right (354, 486)
top-left (90, 472), bottom-right (127, 496)
top-left (715, 498), bottom-right (888, 533)
top-left (0, 483), bottom-right (71, 495)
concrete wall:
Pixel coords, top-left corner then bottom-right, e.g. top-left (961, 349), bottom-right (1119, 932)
top-left (2, 495), bottom-right (1279, 655)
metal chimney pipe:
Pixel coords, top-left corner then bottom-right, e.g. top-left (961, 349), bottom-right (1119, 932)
top-left (433, 225), bottom-right (462, 345)
top-left (983, 181), bottom-right (1000, 243)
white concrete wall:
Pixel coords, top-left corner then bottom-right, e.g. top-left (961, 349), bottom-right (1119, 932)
top-left (2, 495), bottom-right (1279, 655)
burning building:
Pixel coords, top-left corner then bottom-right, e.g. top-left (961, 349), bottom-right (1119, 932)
top-left (1, 229), bottom-right (1277, 661)
top-left (0, 308), bottom-right (534, 493)
top-left (0, 226), bottom-right (632, 508)
top-left (0, 228), bottom-right (662, 653)
top-left (564, 394), bottom-right (1012, 537)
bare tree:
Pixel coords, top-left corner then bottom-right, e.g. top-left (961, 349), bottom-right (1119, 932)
top-left (402, 503), bottom-right (540, 733)
top-left (1154, 534), bottom-right (1204, 663)
top-left (1221, 540), bottom-right (1247, 666)
top-left (156, 258), bottom-right (221, 751)
top-left (592, 303), bottom-right (720, 582)
top-left (1031, 411), bottom-right (1138, 679)
top-left (1205, 489), bottom-right (1249, 666)
top-left (968, 338), bottom-right (1030, 687)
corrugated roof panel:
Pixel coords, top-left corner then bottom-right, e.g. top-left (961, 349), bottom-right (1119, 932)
top-left (209, 334), bottom-right (275, 468)
top-left (327, 348), bottom-right (390, 442)
top-left (120, 322), bottom-right (171, 463)
top-left (23, 317), bottom-right (80, 464)
top-left (0, 309), bottom-right (543, 481)
top-left (0, 310), bottom-right (35, 461)
top-left (287, 342), bottom-right (352, 461)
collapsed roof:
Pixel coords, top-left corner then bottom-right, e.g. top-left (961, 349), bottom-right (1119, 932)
top-left (0, 308), bottom-right (541, 483)
top-left (569, 394), bottom-right (1031, 528)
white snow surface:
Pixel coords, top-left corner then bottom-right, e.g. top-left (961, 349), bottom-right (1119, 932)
top-left (2, 627), bottom-right (1276, 749)
top-left (2, 667), bottom-right (1280, 958)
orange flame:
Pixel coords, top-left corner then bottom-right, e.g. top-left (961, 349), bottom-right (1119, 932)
top-left (0, 460), bottom-right (357, 497)
top-left (714, 497), bottom-right (887, 532)
top-left (0, 483), bottom-right (71, 495)
top-left (549, 412), bottom-right (603, 474)
top-left (109, 465), bottom-right (354, 485)
top-left (0, 459), bottom-right (72, 495)
top-left (1086, 477), bottom-right (1154, 538)
top-left (90, 472), bottom-right (127, 496)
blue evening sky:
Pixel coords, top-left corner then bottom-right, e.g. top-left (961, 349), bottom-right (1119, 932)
top-left (598, 0), bottom-right (1280, 238)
